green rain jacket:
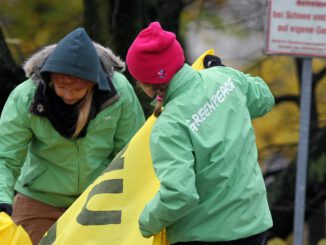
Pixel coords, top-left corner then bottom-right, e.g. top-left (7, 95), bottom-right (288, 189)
top-left (139, 64), bottom-right (274, 243)
top-left (0, 42), bottom-right (145, 208)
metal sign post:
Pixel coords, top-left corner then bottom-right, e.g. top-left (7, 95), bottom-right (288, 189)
top-left (293, 58), bottom-right (312, 245)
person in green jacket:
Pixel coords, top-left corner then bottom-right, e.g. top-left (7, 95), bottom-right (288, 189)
top-left (0, 27), bottom-right (145, 244)
top-left (126, 21), bottom-right (274, 245)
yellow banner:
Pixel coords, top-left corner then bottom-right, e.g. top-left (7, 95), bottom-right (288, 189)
top-left (0, 212), bottom-right (32, 245)
top-left (40, 50), bottom-right (214, 245)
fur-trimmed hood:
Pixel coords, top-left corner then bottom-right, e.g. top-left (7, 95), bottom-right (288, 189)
top-left (23, 42), bottom-right (126, 85)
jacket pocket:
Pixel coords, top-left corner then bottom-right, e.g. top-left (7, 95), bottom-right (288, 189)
top-left (21, 164), bottom-right (47, 187)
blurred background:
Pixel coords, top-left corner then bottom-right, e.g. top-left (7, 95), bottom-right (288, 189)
top-left (0, 0), bottom-right (325, 244)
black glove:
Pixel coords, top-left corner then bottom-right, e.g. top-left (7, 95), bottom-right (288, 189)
top-left (203, 54), bottom-right (225, 68)
top-left (0, 203), bottom-right (13, 216)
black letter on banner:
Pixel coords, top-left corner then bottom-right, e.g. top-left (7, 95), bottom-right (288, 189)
top-left (77, 179), bottom-right (123, 225)
top-left (39, 223), bottom-right (57, 244)
top-left (76, 146), bottom-right (126, 225)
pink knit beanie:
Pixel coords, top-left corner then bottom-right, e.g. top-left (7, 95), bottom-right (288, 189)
top-left (126, 22), bottom-right (185, 84)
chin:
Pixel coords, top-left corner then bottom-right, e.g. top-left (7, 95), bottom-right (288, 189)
top-left (63, 99), bottom-right (78, 105)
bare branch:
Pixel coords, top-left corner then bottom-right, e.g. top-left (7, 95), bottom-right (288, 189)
top-left (313, 67), bottom-right (326, 84)
top-left (275, 95), bottom-right (300, 105)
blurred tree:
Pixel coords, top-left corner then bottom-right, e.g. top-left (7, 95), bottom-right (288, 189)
top-left (83, 0), bottom-right (187, 59)
top-left (0, 26), bottom-right (26, 111)
top-left (0, 0), bottom-right (83, 62)
top-left (83, 0), bottom-right (192, 117)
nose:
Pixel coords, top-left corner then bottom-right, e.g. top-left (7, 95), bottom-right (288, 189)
top-left (61, 90), bottom-right (79, 104)
top-left (62, 90), bottom-right (75, 100)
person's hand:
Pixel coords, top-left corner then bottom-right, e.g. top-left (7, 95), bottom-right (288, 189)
top-left (203, 54), bottom-right (224, 68)
top-left (0, 203), bottom-right (13, 216)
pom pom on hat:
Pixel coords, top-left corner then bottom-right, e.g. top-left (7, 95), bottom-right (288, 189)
top-left (126, 22), bottom-right (185, 84)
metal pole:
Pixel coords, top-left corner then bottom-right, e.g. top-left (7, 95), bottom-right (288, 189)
top-left (293, 57), bottom-right (312, 245)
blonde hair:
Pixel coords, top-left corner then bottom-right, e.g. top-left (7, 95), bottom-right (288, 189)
top-left (72, 88), bottom-right (94, 138)
top-left (49, 79), bottom-right (94, 138)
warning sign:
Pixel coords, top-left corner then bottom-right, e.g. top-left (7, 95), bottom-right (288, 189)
top-left (266, 0), bottom-right (326, 57)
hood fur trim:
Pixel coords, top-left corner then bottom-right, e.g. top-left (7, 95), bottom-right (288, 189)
top-left (23, 42), bottom-right (125, 82)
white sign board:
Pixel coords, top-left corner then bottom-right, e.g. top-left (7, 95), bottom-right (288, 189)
top-left (266, 0), bottom-right (326, 57)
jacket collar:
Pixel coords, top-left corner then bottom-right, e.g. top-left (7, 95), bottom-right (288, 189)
top-left (164, 64), bottom-right (200, 105)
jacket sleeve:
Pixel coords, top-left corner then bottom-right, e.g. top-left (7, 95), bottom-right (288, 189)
top-left (139, 125), bottom-right (199, 237)
top-left (112, 77), bottom-right (145, 156)
top-left (0, 87), bottom-right (32, 204)
top-left (237, 71), bottom-right (275, 119)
